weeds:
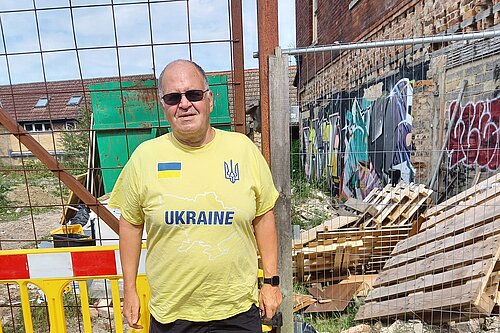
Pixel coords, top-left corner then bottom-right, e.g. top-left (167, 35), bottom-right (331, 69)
top-left (302, 300), bottom-right (362, 333)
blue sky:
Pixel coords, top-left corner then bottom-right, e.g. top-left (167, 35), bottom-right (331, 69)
top-left (0, 0), bottom-right (296, 84)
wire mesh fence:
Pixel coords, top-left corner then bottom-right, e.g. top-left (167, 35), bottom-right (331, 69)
top-left (288, 29), bottom-right (500, 330)
top-left (0, 0), bottom-right (248, 332)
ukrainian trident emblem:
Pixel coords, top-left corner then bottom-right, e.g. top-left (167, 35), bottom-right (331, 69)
top-left (224, 160), bottom-right (240, 184)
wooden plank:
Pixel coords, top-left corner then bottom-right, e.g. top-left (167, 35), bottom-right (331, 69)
top-left (385, 218), bottom-right (500, 270)
top-left (356, 279), bottom-right (484, 321)
top-left (392, 196), bottom-right (500, 256)
top-left (344, 197), bottom-right (371, 213)
top-left (425, 172), bottom-right (500, 218)
top-left (269, 51), bottom-right (293, 333)
top-left (333, 246), bottom-right (344, 276)
top-left (363, 187), bottom-right (380, 203)
top-left (341, 246), bottom-right (352, 273)
top-left (297, 216), bottom-right (359, 246)
top-left (401, 193), bottom-right (430, 220)
top-left (374, 235), bottom-right (500, 287)
top-left (304, 282), bottom-right (364, 313)
top-left (319, 227), bottom-right (411, 239)
top-left (293, 294), bottom-right (316, 312)
top-left (366, 260), bottom-right (495, 302)
top-left (421, 181), bottom-right (500, 231)
top-left (296, 252), bottom-right (305, 282)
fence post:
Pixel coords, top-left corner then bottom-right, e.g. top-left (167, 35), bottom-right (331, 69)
top-left (268, 47), bottom-right (292, 333)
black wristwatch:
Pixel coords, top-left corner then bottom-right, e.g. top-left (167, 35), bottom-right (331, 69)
top-left (263, 276), bottom-right (280, 286)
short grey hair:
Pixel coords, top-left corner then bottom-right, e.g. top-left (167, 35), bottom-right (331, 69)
top-left (158, 59), bottom-right (209, 96)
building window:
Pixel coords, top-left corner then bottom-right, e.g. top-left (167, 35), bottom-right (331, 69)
top-left (312, 0), bottom-right (318, 45)
top-left (65, 121), bottom-right (77, 130)
top-left (349, 0), bottom-right (360, 10)
top-left (24, 122), bottom-right (52, 132)
top-left (67, 95), bottom-right (83, 106)
top-left (34, 97), bottom-right (49, 108)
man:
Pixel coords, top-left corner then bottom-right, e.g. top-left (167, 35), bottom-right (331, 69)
top-left (109, 59), bottom-right (282, 332)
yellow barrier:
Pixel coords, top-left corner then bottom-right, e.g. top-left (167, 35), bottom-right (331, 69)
top-left (0, 245), bottom-right (151, 333)
top-left (0, 246), bottom-right (272, 333)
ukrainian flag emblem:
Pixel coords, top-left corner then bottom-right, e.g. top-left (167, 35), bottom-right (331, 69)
top-left (158, 162), bottom-right (182, 179)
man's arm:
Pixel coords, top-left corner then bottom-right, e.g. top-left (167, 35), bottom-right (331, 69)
top-left (119, 215), bottom-right (144, 329)
top-left (252, 209), bottom-right (282, 320)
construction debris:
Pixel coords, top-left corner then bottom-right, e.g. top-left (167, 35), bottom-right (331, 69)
top-left (293, 182), bottom-right (433, 283)
top-left (305, 282), bottom-right (368, 313)
top-left (356, 172), bottom-right (500, 324)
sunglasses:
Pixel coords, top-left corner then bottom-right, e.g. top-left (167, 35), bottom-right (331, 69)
top-left (161, 89), bottom-right (209, 105)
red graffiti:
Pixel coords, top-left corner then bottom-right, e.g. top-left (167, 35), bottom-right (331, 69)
top-left (447, 98), bottom-right (500, 171)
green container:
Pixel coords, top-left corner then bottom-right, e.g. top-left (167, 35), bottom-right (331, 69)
top-left (90, 76), bottom-right (231, 193)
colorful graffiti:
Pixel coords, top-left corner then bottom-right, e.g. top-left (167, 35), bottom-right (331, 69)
top-left (302, 78), bottom-right (415, 199)
top-left (447, 97), bottom-right (500, 171)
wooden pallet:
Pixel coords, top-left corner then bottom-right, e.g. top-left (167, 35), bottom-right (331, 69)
top-left (356, 199), bottom-right (500, 324)
top-left (421, 172), bottom-right (500, 231)
top-left (293, 182), bottom-right (432, 284)
top-left (351, 182), bottom-right (432, 229)
top-left (293, 227), bottom-right (411, 281)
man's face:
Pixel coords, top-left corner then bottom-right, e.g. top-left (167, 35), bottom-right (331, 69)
top-left (160, 62), bottom-right (213, 146)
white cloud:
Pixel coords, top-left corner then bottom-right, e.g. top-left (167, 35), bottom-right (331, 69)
top-left (192, 42), bottom-right (231, 71)
top-left (0, 0), bottom-right (33, 11)
top-left (42, 51), bottom-right (80, 81)
top-left (114, 4), bottom-right (151, 46)
top-left (72, 6), bottom-right (116, 48)
top-left (150, 2), bottom-right (189, 44)
top-left (118, 46), bottom-right (154, 76)
top-left (189, 0), bottom-right (230, 42)
top-left (7, 53), bottom-right (44, 83)
top-left (37, 8), bottom-right (76, 51)
top-left (78, 48), bottom-right (118, 78)
top-left (2, 11), bottom-right (40, 53)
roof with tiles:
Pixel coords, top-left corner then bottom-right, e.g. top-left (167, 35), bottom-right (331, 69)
top-left (0, 67), bottom-right (297, 124)
top-left (0, 75), bottom-right (156, 122)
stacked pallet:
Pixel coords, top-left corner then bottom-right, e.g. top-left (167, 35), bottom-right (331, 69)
top-left (293, 182), bottom-right (433, 283)
top-left (348, 182), bottom-right (433, 229)
top-left (356, 173), bottom-right (500, 324)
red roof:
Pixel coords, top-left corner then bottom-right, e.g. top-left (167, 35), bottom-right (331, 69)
top-left (0, 75), bottom-right (155, 122)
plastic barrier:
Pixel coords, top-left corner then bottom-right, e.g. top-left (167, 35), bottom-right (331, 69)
top-left (0, 246), bottom-right (272, 333)
top-left (0, 246), bottom-right (149, 333)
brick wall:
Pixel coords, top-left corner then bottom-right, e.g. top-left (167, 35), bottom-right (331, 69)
top-left (297, 0), bottom-right (500, 96)
top-left (296, 0), bottom-right (500, 190)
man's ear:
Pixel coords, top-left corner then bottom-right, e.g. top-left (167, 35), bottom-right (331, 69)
top-left (208, 90), bottom-right (214, 113)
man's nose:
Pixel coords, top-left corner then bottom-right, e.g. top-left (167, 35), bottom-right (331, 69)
top-left (178, 94), bottom-right (192, 109)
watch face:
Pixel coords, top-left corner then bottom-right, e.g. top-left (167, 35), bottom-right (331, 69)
top-left (264, 276), bottom-right (280, 286)
top-left (271, 276), bottom-right (279, 286)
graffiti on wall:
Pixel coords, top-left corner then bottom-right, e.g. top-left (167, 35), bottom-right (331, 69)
top-left (447, 97), bottom-right (500, 171)
top-left (302, 78), bottom-right (415, 199)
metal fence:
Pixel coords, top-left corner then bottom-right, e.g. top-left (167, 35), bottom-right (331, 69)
top-left (284, 29), bottom-right (500, 330)
top-left (0, 1), bottom-right (246, 332)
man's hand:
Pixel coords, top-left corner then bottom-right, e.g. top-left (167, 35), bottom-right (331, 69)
top-left (123, 289), bottom-right (143, 329)
top-left (259, 284), bottom-right (282, 320)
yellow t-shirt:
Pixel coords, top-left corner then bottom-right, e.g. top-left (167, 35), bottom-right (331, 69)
top-left (108, 129), bottom-right (279, 323)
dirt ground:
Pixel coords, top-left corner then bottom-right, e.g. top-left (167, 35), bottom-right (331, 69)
top-left (1, 183), bottom-right (63, 250)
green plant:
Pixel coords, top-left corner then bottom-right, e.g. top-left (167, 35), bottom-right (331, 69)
top-left (22, 160), bottom-right (53, 180)
top-left (293, 282), bottom-right (310, 295)
top-left (303, 300), bottom-right (363, 333)
top-left (60, 108), bottom-right (92, 174)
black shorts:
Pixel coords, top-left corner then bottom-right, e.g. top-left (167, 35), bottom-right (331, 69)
top-left (149, 304), bottom-right (262, 333)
